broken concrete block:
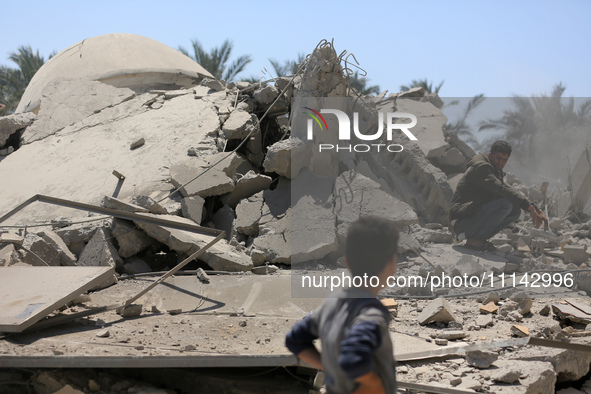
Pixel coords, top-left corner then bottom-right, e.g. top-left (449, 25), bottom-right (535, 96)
top-left (0, 231), bottom-right (24, 245)
top-left (511, 324), bottom-right (530, 337)
top-left (170, 158), bottom-right (235, 198)
top-left (252, 211), bottom-right (291, 265)
top-left (131, 195), bottom-right (168, 214)
top-left (101, 196), bottom-right (148, 213)
top-left (511, 291), bottom-right (533, 315)
top-left (77, 227), bottom-right (121, 288)
top-left (196, 267), bottom-right (210, 283)
top-left (0, 244), bottom-right (20, 266)
top-left (564, 244), bottom-right (588, 264)
top-left (38, 230), bottom-right (77, 266)
top-left (418, 297), bottom-right (457, 325)
top-left (204, 152), bottom-right (248, 179)
top-left (491, 360), bottom-right (556, 393)
top-left (252, 265), bottom-right (278, 275)
top-left (222, 171), bottom-right (272, 208)
top-left (434, 338), bottom-right (448, 346)
top-left (181, 196), bottom-right (205, 224)
top-left (0, 112), bottom-right (36, 147)
top-left (96, 329), bottom-right (110, 338)
top-left (111, 219), bottom-right (153, 258)
top-left (55, 219), bottom-right (112, 256)
top-left (221, 110), bottom-right (258, 139)
top-left (22, 233), bottom-right (61, 266)
top-left (466, 350), bottom-right (498, 368)
top-left (212, 205), bottom-right (235, 241)
top-left (133, 213), bottom-right (253, 272)
top-left (253, 85), bottom-right (280, 105)
top-left (430, 330), bottom-right (467, 340)
top-left (395, 98), bottom-right (447, 157)
top-left (123, 257), bottom-right (152, 275)
top-left (476, 314), bottom-right (494, 328)
top-left (480, 302), bottom-right (498, 314)
top-left (263, 138), bottom-right (311, 179)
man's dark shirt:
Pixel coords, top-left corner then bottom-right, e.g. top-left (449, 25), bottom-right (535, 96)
top-left (450, 153), bottom-right (531, 221)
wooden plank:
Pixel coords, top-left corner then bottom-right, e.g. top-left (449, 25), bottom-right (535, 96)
top-left (0, 266), bottom-right (114, 333)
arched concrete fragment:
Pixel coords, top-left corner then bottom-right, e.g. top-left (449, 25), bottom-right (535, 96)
top-left (17, 33), bottom-right (213, 114)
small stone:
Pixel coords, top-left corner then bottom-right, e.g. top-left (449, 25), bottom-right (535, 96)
top-left (539, 304), bottom-right (551, 316)
top-left (511, 324), bottom-right (529, 337)
top-left (135, 345), bottom-right (144, 350)
top-left (185, 345), bottom-right (196, 351)
top-left (95, 329), bottom-right (110, 338)
top-left (466, 350), bottom-right (498, 368)
top-left (118, 304), bottom-right (142, 318)
top-left (239, 321), bottom-right (247, 327)
top-left (130, 137), bottom-right (145, 149)
top-left (435, 338), bottom-right (448, 346)
top-left (450, 377), bottom-right (462, 386)
top-left (491, 368), bottom-right (521, 384)
top-left (168, 309), bottom-right (182, 315)
top-left (480, 302), bottom-right (498, 314)
top-left (52, 350), bottom-right (64, 355)
top-left (507, 310), bottom-right (523, 322)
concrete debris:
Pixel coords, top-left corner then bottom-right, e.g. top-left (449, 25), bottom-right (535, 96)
top-left (55, 218), bottom-right (113, 256)
top-left (564, 244), bottom-right (589, 264)
top-left (235, 192), bottom-right (264, 236)
top-left (263, 137), bottom-right (311, 179)
top-left (480, 302), bottom-right (498, 314)
top-left (212, 204), bottom-right (235, 240)
top-left (222, 170), bottom-right (272, 208)
top-left (170, 158), bottom-right (234, 198)
top-left (134, 213), bottom-right (253, 272)
top-left (417, 297), bottom-right (457, 325)
top-left (131, 195), bottom-right (168, 214)
top-left (21, 233), bottom-right (61, 266)
top-left (196, 267), bottom-right (210, 283)
top-left (510, 345), bottom-right (591, 383)
top-left (38, 229), bottom-right (77, 266)
top-left (221, 110), bottom-right (258, 139)
top-left (429, 330), bottom-right (467, 340)
top-left (0, 244), bottom-right (21, 266)
top-left (130, 137), bottom-right (145, 150)
top-left (511, 324), bottom-right (530, 337)
top-left (181, 195), bottom-right (205, 224)
top-left (123, 257), bottom-right (152, 274)
top-left (0, 112), bottom-right (36, 148)
top-left (118, 304), bottom-right (143, 318)
top-left (111, 219), bottom-right (154, 258)
top-left (102, 196), bottom-right (149, 213)
top-left (466, 350), bottom-right (498, 368)
top-left (476, 314), bottom-right (494, 328)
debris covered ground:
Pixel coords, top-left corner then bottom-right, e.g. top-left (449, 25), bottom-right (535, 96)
top-left (1, 34), bottom-right (591, 393)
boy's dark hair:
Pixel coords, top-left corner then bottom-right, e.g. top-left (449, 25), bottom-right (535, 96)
top-left (345, 216), bottom-right (399, 277)
top-left (490, 140), bottom-right (512, 155)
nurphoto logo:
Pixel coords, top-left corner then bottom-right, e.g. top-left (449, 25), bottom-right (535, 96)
top-left (303, 107), bottom-right (418, 153)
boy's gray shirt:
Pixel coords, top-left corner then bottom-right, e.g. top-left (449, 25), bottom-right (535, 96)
top-left (308, 287), bottom-right (396, 394)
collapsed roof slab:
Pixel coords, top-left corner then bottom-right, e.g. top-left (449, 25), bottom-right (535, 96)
top-left (0, 266), bottom-right (114, 333)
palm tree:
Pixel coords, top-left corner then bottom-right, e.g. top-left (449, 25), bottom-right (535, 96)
top-left (349, 71), bottom-right (380, 96)
top-left (0, 45), bottom-right (48, 113)
top-left (268, 53), bottom-right (306, 78)
top-left (446, 94), bottom-right (486, 146)
top-left (179, 39), bottom-right (252, 82)
top-left (400, 78), bottom-right (445, 94)
top-left (479, 83), bottom-right (591, 176)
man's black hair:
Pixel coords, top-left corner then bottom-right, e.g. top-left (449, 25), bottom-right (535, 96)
top-left (490, 140), bottom-right (512, 155)
top-left (345, 216), bottom-right (399, 277)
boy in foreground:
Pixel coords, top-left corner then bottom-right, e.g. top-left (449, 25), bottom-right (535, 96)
top-left (286, 216), bottom-right (398, 394)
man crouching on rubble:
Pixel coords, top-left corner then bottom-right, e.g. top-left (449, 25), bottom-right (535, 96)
top-left (450, 140), bottom-right (548, 251)
top-left (285, 216), bottom-right (398, 394)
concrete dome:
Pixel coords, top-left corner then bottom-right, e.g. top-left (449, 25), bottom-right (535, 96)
top-left (16, 33), bottom-right (214, 113)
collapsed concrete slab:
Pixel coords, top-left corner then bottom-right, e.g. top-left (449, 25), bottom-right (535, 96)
top-left (55, 219), bottom-right (112, 256)
top-left (170, 158), bottom-right (235, 198)
top-left (21, 233), bottom-right (61, 266)
top-left (133, 213), bottom-right (253, 272)
top-left (394, 98), bottom-right (448, 157)
top-left (334, 170), bottom-right (418, 244)
top-left (263, 138), bottom-right (311, 179)
top-left (0, 112), bottom-right (36, 147)
top-left (488, 359), bottom-right (556, 394)
top-left (21, 79), bottom-right (135, 144)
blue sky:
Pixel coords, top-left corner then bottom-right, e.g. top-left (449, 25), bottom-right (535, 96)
top-left (2, 0), bottom-right (590, 98)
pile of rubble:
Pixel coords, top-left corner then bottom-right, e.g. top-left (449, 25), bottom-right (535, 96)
top-left (1, 35), bottom-right (591, 393)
